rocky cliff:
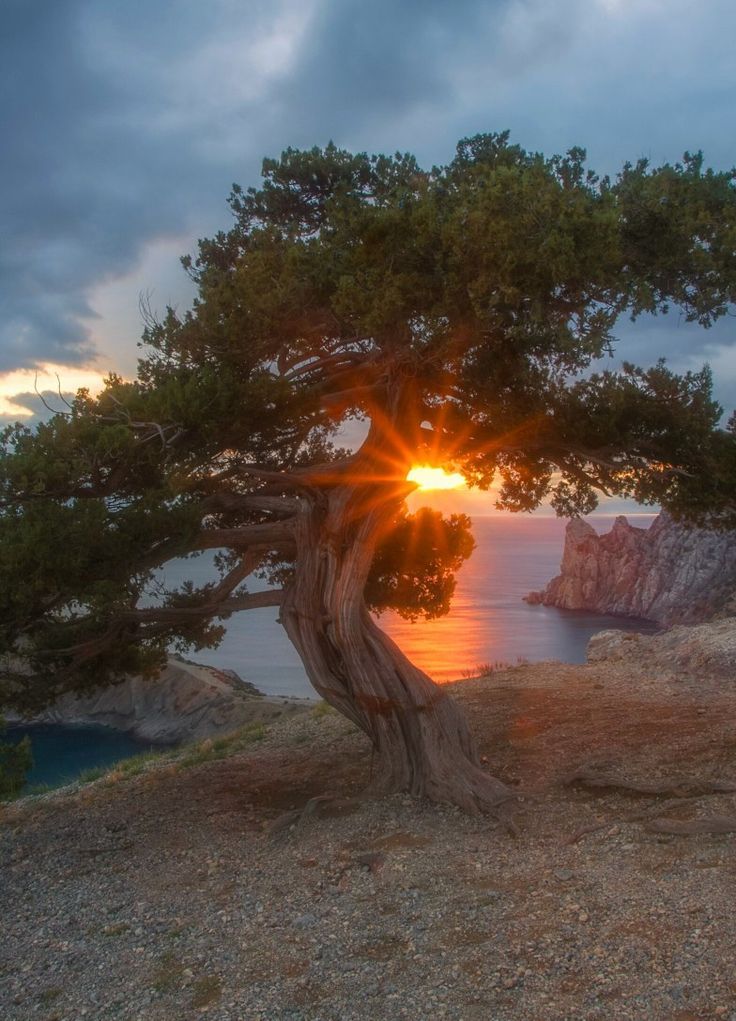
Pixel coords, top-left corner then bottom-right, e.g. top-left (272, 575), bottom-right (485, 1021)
top-left (12, 657), bottom-right (308, 744)
top-left (525, 512), bottom-right (736, 625)
top-left (587, 617), bottom-right (736, 681)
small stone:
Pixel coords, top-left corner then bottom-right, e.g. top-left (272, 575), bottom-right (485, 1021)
top-left (553, 868), bottom-right (575, 882)
top-left (294, 913), bottom-right (318, 930)
top-left (578, 912), bottom-right (589, 923)
top-left (355, 851), bottom-right (385, 874)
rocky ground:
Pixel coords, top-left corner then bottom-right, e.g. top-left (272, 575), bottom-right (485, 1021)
top-left (2, 650), bottom-right (736, 1021)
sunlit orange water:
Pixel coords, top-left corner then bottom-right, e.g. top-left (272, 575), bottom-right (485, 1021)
top-left (159, 514), bottom-right (659, 697)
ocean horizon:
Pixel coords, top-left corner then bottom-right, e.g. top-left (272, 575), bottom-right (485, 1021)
top-left (159, 513), bottom-right (660, 698)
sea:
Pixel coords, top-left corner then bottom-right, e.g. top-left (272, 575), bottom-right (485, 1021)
top-left (156, 512), bottom-right (660, 697)
top-left (7, 513), bottom-right (659, 788)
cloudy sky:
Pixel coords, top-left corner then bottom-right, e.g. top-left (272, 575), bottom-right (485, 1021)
top-left (2, 0), bottom-right (735, 432)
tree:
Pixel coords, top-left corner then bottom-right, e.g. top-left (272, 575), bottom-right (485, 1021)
top-left (1, 134), bottom-right (736, 814)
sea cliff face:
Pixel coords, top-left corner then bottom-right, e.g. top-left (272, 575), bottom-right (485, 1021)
top-left (10, 657), bottom-right (308, 744)
top-left (525, 512), bottom-right (736, 625)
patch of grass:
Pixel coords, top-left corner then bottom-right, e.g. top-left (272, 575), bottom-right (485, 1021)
top-left (311, 701), bottom-right (334, 719)
top-left (191, 975), bottom-right (222, 1009)
top-left (242, 722), bottom-right (266, 743)
top-left (20, 781), bottom-right (56, 797)
top-left (459, 657), bottom-right (529, 679)
top-left (16, 721), bottom-right (274, 797)
top-left (75, 747), bottom-right (175, 787)
top-left (460, 661), bottom-right (510, 679)
top-left (102, 922), bottom-right (130, 937)
top-left (37, 986), bottom-right (63, 1005)
top-left (179, 739), bottom-right (225, 769)
top-left (151, 951), bottom-right (185, 994)
top-left (77, 766), bottom-right (107, 784)
top-left (117, 748), bottom-right (174, 776)
top-left (178, 722), bottom-right (268, 769)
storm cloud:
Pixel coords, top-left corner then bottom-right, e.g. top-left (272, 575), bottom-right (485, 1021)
top-left (1, 0), bottom-right (735, 399)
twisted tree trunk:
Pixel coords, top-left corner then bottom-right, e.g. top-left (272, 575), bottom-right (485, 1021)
top-left (279, 475), bottom-right (512, 815)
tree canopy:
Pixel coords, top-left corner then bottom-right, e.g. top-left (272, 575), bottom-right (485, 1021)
top-left (2, 133), bottom-right (736, 811)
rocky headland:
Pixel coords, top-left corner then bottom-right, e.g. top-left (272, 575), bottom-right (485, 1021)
top-left (8, 656), bottom-right (309, 744)
top-left (525, 511), bottom-right (736, 625)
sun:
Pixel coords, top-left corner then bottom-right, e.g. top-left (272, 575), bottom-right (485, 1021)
top-left (407, 465), bottom-right (466, 491)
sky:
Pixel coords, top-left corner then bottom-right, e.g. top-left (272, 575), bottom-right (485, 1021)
top-left (2, 0), bottom-right (735, 514)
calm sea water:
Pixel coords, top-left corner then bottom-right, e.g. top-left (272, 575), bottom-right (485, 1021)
top-left (6, 724), bottom-right (152, 789)
top-left (159, 513), bottom-right (660, 697)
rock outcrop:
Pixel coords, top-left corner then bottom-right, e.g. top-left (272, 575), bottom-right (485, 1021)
top-left (14, 657), bottom-right (309, 744)
top-left (587, 618), bottom-right (736, 681)
top-left (525, 512), bottom-right (736, 625)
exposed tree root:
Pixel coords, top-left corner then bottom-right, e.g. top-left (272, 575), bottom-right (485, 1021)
top-left (564, 822), bottom-right (608, 845)
top-left (565, 766), bottom-right (736, 799)
top-left (265, 780), bottom-right (519, 841)
top-left (265, 795), bottom-right (363, 840)
top-left (644, 815), bottom-right (736, 835)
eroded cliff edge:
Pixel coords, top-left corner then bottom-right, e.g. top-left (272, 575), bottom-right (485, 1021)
top-left (8, 656), bottom-right (309, 744)
top-left (525, 512), bottom-right (736, 625)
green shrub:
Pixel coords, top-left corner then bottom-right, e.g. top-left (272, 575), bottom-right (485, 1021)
top-left (0, 717), bottom-right (33, 800)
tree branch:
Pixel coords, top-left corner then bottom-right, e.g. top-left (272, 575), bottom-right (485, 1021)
top-left (195, 520), bottom-right (295, 550)
top-left (122, 588), bottom-right (284, 624)
top-left (202, 492), bottom-right (301, 517)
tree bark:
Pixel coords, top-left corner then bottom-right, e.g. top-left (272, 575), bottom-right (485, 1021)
top-left (279, 476), bottom-right (513, 815)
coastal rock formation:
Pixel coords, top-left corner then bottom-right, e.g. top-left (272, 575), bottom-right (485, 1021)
top-left (17, 657), bottom-right (308, 744)
top-left (525, 512), bottom-right (736, 625)
top-left (588, 618), bottom-right (736, 681)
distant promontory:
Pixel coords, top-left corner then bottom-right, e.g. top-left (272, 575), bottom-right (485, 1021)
top-left (7, 657), bottom-right (308, 745)
top-left (525, 512), bottom-right (736, 625)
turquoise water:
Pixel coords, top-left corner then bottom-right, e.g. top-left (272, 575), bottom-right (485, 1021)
top-left (6, 724), bottom-right (154, 790)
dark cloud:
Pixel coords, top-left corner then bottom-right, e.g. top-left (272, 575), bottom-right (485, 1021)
top-left (1, 0), bottom-right (735, 406)
top-left (0, 0), bottom-right (529, 374)
top-left (274, 0), bottom-right (510, 138)
top-left (0, 0), bottom-right (262, 371)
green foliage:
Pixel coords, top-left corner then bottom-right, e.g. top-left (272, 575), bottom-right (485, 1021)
top-left (1, 132), bottom-right (736, 711)
top-left (366, 508), bottom-right (475, 620)
top-left (0, 716), bottom-right (32, 799)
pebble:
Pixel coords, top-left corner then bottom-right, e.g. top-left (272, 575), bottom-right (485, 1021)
top-left (553, 868), bottom-right (575, 881)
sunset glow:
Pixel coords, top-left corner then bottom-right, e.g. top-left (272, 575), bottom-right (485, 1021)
top-left (0, 363), bottom-right (108, 417)
top-left (407, 466), bottom-right (466, 492)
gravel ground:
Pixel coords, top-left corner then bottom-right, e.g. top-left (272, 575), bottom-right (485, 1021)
top-left (2, 659), bottom-right (736, 1021)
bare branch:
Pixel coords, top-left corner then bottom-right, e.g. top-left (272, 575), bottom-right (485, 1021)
top-left (203, 492), bottom-right (301, 517)
top-left (34, 373), bottom-right (71, 418)
top-left (195, 520), bottom-right (295, 550)
top-left (121, 588), bottom-right (284, 624)
top-left (283, 349), bottom-right (373, 382)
